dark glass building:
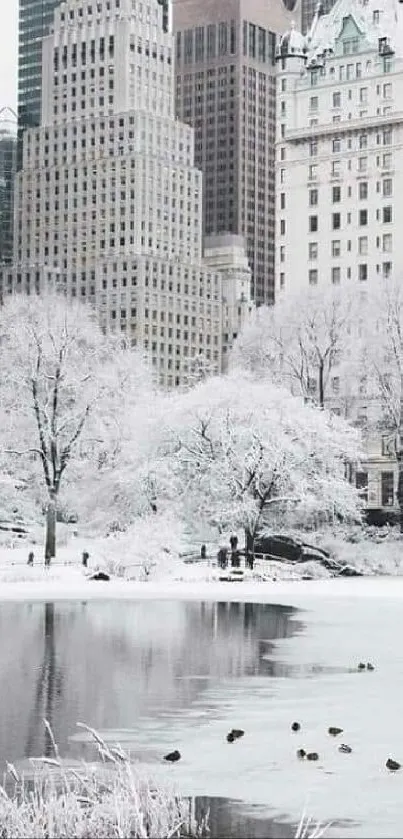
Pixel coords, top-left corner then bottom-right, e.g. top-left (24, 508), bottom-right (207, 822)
top-left (301, 0), bottom-right (336, 33)
top-left (173, 0), bottom-right (301, 306)
top-left (18, 0), bottom-right (60, 165)
top-left (0, 108), bottom-right (17, 266)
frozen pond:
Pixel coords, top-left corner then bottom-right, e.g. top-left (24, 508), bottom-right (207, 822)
top-left (0, 591), bottom-right (402, 837)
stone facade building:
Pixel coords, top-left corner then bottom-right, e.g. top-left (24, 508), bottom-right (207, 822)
top-left (275, 0), bottom-right (403, 514)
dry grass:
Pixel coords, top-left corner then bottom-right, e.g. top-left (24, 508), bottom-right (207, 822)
top-left (0, 722), bottom-right (204, 839)
top-left (295, 809), bottom-right (331, 838)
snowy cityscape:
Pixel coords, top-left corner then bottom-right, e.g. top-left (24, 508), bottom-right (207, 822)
top-left (0, 0), bottom-right (403, 837)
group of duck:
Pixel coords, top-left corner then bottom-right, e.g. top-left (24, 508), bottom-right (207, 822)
top-left (291, 720), bottom-right (400, 771)
top-left (163, 660), bottom-right (400, 771)
top-left (290, 661), bottom-right (400, 772)
top-left (292, 721), bottom-right (353, 762)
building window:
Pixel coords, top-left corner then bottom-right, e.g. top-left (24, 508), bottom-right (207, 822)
top-left (332, 239), bottom-right (341, 257)
top-left (359, 181), bottom-right (368, 200)
top-left (358, 236), bottom-right (368, 255)
top-left (383, 233), bottom-right (392, 252)
top-left (358, 156), bottom-right (367, 172)
top-left (309, 215), bottom-right (318, 232)
top-left (309, 188), bottom-right (318, 206)
top-left (309, 164), bottom-right (318, 180)
top-left (310, 96), bottom-right (318, 111)
top-left (381, 471), bottom-right (394, 507)
top-left (332, 137), bottom-right (341, 153)
top-left (359, 263), bottom-right (368, 281)
top-left (359, 209), bottom-right (368, 226)
top-left (309, 242), bottom-right (318, 259)
top-left (383, 178), bottom-right (392, 196)
top-left (332, 185), bottom-right (341, 203)
top-left (359, 133), bottom-right (367, 149)
top-left (207, 24), bottom-right (216, 58)
top-left (332, 91), bottom-right (341, 108)
top-left (309, 269), bottom-right (318, 286)
top-left (332, 212), bottom-right (341, 230)
top-left (383, 205), bottom-right (392, 223)
top-left (310, 140), bottom-right (318, 157)
top-left (332, 161), bottom-right (341, 177)
top-left (356, 471), bottom-right (368, 503)
top-left (331, 266), bottom-right (341, 285)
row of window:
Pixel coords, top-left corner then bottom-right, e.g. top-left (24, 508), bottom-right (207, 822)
top-left (308, 152), bottom-right (393, 180)
top-left (306, 206), bottom-right (393, 232)
top-left (278, 261), bottom-right (392, 289)
top-left (309, 54), bottom-right (392, 86)
top-left (309, 127), bottom-right (392, 156)
top-left (305, 262), bottom-right (392, 285)
top-left (303, 179), bottom-right (393, 208)
top-left (307, 234), bottom-right (393, 259)
top-left (308, 82), bottom-right (393, 112)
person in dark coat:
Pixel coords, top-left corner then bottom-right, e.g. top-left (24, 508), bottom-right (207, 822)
top-left (230, 535), bottom-right (240, 568)
top-left (217, 547), bottom-right (228, 569)
top-left (27, 551), bottom-right (34, 566)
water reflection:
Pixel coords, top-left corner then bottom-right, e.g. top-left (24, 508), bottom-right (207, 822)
top-left (193, 797), bottom-right (294, 839)
top-left (0, 599), bottom-right (302, 768)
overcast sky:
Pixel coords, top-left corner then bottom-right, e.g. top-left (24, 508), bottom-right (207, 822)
top-left (0, 2), bottom-right (18, 113)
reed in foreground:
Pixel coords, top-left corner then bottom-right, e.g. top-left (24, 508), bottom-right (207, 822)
top-left (0, 722), bottom-right (203, 839)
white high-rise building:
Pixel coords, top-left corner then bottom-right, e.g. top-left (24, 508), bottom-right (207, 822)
top-left (275, 0), bottom-right (403, 299)
top-left (275, 0), bottom-right (403, 515)
top-left (2, 0), bottom-right (252, 388)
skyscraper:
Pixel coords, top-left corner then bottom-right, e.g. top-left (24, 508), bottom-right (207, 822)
top-left (18, 0), bottom-right (60, 163)
top-left (301, 0), bottom-right (336, 34)
top-left (17, 1), bottom-right (170, 166)
top-left (5, 0), bottom-right (252, 387)
top-left (173, 0), bottom-right (301, 306)
top-left (0, 108), bottom-right (17, 266)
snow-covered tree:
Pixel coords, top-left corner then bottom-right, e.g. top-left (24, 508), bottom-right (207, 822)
top-left (231, 288), bottom-right (360, 414)
top-left (0, 293), bottom-right (152, 561)
top-left (164, 372), bottom-right (363, 551)
top-left (363, 278), bottom-right (403, 529)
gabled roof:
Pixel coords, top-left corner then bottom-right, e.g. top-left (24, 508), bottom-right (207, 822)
top-left (306, 0), bottom-right (403, 63)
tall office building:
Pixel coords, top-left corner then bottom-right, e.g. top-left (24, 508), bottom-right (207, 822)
top-left (18, 0), bottom-right (60, 163)
top-left (17, 0), bottom-right (170, 166)
top-left (4, 0), bottom-right (252, 387)
top-left (301, 0), bottom-right (336, 33)
top-left (173, 0), bottom-right (301, 306)
top-left (0, 108), bottom-right (18, 266)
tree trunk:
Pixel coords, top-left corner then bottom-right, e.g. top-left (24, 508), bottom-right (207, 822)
top-left (45, 497), bottom-right (57, 565)
top-left (397, 450), bottom-right (403, 533)
top-left (318, 362), bottom-right (325, 409)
